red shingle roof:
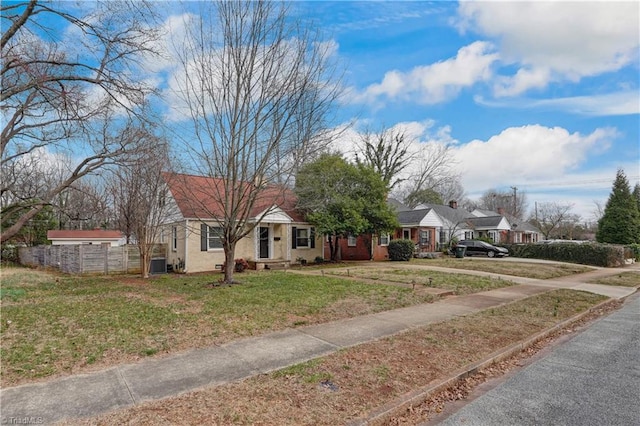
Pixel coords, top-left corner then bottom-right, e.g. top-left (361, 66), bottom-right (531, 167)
top-left (47, 230), bottom-right (124, 239)
top-left (163, 173), bottom-right (305, 222)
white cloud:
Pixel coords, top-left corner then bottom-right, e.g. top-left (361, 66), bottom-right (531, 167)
top-left (143, 13), bottom-right (197, 74)
top-left (454, 125), bottom-right (619, 193)
top-left (456, 2), bottom-right (640, 95)
top-left (530, 92), bottom-right (640, 116)
top-left (331, 119), bottom-right (457, 156)
top-left (520, 163), bottom-right (640, 220)
top-left (493, 66), bottom-right (550, 97)
top-left (330, 119), bottom-right (636, 220)
top-left (348, 41), bottom-right (499, 105)
top-left (474, 90), bottom-right (640, 116)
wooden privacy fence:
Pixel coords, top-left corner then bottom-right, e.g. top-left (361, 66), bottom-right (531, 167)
top-left (18, 244), bottom-right (166, 275)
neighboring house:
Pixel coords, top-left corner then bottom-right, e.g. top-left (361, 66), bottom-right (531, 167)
top-left (466, 215), bottom-right (512, 243)
top-left (324, 233), bottom-right (374, 261)
top-left (395, 208), bottom-right (442, 254)
top-left (322, 198), bottom-right (403, 261)
top-left (47, 230), bottom-right (125, 247)
top-left (419, 201), bottom-right (475, 247)
top-left (321, 199), bottom-right (543, 262)
top-left (509, 220), bottom-right (541, 243)
top-left (160, 173), bottom-right (322, 273)
top-left (323, 233), bottom-right (391, 261)
top-left (336, 200), bottom-right (473, 260)
top-left (471, 208), bottom-right (542, 243)
top-left (387, 198), bottom-right (412, 213)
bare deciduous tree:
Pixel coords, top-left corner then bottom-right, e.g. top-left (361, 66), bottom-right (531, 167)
top-left (1, 105), bottom-right (159, 242)
top-left (171, 1), bottom-right (341, 283)
top-left (355, 127), bottom-right (414, 190)
top-left (478, 188), bottom-right (528, 219)
top-left (530, 201), bottom-right (575, 239)
top-left (555, 213), bottom-right (583, 240)
top-left (55, 181), bottom-right (112, 231)
top-left (1, 0), bottom-right (161, 243)
top-left (392, 142), bottom-right (460, 206)
top-left (109, 134), bottom-right (175, 278)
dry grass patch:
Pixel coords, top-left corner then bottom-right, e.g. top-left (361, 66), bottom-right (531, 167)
top-left (73, 289), bottom-right (606, 426)
top-left (587, 271), bottom-right (640, 287)
top-left (325, 267), bottom-right (514, 295)
top-left (412, 258), bottom-right (594, 279)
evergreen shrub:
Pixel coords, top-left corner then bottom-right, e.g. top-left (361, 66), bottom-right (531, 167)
top-left (388, 239), bottom-right (415, 261)
top-left (502, 242), bottom-right (626, 267)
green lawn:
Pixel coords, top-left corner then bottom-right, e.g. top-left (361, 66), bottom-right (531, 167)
top-left (0, 259), bottom-right (606, 387)
top-left (1, 267), bottom-right (435, 385)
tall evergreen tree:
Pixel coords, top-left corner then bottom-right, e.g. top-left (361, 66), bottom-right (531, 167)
top-left (632, 183), bottom-right (640, 212)
top-left (596, 170), bottom-right (640, 244)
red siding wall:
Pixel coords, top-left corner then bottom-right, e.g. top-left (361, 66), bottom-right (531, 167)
top-left (372, 242), bottom-right (389, 261)
top-left (395, 227), bottom-right (437, 253)
top-left (323, 235), bottom-right (372, 261)
top-left (322, 234), bottom-right (397, 261)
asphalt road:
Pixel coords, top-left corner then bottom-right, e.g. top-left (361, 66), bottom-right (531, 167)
top-left (435, 293), bottom-right (640, 426)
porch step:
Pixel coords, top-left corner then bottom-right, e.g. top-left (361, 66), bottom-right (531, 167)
top-left (248, 260), bottom-right (290, 271)
top-left (264, 263), bottom-right (288, 270)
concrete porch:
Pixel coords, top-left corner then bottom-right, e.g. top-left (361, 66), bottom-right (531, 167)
top-left (248, 259), bottom-right (291, 271)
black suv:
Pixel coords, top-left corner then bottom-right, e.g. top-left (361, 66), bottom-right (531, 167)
top-left (457, 240), bottom-right (509, 257)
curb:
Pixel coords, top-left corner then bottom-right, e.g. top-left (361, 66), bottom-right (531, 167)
top-left (347, 294), bottom-right (632, 426)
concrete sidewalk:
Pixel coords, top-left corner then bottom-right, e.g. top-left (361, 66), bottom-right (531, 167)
top-left (1, 265), bottom-right (637, 425)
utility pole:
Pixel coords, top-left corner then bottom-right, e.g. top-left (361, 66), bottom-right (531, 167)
top-left (511, 186), bottom-right (518, 218)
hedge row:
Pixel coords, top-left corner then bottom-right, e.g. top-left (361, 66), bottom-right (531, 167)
top-left (502, 242), bottom-right (632, 267)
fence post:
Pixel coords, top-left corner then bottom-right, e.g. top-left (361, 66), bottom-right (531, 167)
top-left (79, 244), bottom-right (84, 274)
top-left (104, 245), bottom-right (109, 275)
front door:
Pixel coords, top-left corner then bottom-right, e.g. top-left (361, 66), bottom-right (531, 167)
top-left (259, 227), bottom-right (269, 259)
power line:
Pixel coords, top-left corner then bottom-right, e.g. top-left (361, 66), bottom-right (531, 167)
top-left (511, 176), bottom-right (640, 189)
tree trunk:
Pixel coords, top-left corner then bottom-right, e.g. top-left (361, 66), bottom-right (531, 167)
top-left (327, 235), bottom-right (335, 261)
top-left (330, 235), bottom-right (341, 261)
top-left (141, 250), bottom-right (150, 279)
top-left (223, 243), bottom-right (236, 284)
top-left (1, 205), bottom-right (43, 244)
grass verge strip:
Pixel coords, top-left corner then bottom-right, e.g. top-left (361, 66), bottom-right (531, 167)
top-left (68, 289), bottom-right (607, 426)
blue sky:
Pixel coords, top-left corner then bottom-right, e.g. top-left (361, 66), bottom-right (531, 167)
top-left (16, 0), bottom-right (639, 221)
top-left (286, 1), bottom-right (639, 220)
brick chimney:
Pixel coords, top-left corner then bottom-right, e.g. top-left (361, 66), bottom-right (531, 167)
top-left (497, 207), bottom-right (505, 215)
top-left (449, 200), bottom-right (458, 209)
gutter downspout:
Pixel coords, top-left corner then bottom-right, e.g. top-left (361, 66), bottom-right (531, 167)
top-left (370, 233), bottom-right (374, 261)
top-left (184, 219), bottom-right (188, 273)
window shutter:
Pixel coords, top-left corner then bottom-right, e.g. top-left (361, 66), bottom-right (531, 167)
top-left (201, 224), bottom-right (207, 251)
top-left (291, 227), bottom-right (297, 249)
top-left (310, 227), bottom-right (315, 248)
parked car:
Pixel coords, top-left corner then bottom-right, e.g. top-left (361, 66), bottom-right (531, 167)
top-left (457, 240), bottom-right (509, 257)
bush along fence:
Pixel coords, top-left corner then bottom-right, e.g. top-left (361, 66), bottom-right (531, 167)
top-left (18, 244), bottom-right (164, 275)
top-left (502, 242), bottom-right (635, 267)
